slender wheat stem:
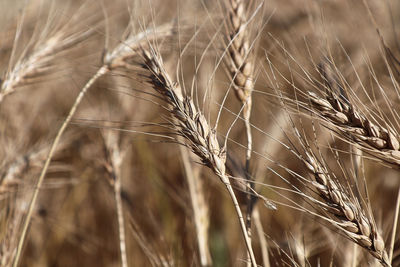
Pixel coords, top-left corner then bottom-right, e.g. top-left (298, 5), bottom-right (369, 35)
top-left (12, 65), bottom-right (108, 267)
top-left (253, 208), bottom-right (270, 267)
top-left (114, 174), bottom-right (128, 267)
top-left (179, 145), bottom-right (211, 266)
top-left (103, 132), bottom-right (128, 267)
top-left (225, 1), bottom-right (256, 256)
top-left (389, 188), bottom-right (400, 263)
top-left (12, 24), bottom-right (175, 266)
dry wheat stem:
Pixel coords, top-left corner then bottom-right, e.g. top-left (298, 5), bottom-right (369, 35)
top-left (226, 0), bottom-right (256, 250)
top-left (253, 207), bottom-right (270, 267)
top-left (389, 188), bottom-right (400, 263)
top-left (103, 132), bottom-right (128, 267)
top-left (12, 24), bottom-right (175, 266)
top-left (12, 65), bottom-right (108, 267)
top-left (141, 48), bottom-right (257, 267)
top-left (114, 171), bottom-right (128, 267)
top-left (179, 145), bottom-right (211, 266)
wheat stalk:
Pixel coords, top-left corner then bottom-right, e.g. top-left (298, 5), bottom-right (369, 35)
top-left (103, 131), bottom-right (128, 267)
top-left (179, 145), bottom-right (211, 266)
top-left (225, 0), bottom-right (257, 256)
top-left (12, 23), bottom-right (174, 267)
top-left (140, 47), bottom-right (257, 266)
top-left (224, 2), bottom-right (273, 265)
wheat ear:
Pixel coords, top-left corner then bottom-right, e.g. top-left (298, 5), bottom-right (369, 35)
top-left (141, 48), bottom-right (257, 267)
top-left (291, 129), bottom-right (391, 266)
top-left (308, 91), bottom-right (400, 162)
top-left (304, 151), bottom-right (389, 265)
top-left (0, 10), bottom-right (94, 103)
top-left (226, 0), bottom-right (256, 251)
top-left (307, 64), bottom-right (400, 167)
top-left (0, 136), bottom-right (74, 195)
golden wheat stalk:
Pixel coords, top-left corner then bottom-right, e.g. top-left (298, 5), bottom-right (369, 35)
top-left (179, 146), bottom-right (211, 266)
top-left (140, 47), bottom-right (257, 266)
top-left (102, 131), bottom-right (128, 267)
top-left (12, 23), bottom-right (174, 267)
top-left (225, 0), bottom-right (256, 254)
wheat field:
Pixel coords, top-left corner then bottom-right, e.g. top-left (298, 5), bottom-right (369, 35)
top-left (1, 0), bottom-right (400, 266)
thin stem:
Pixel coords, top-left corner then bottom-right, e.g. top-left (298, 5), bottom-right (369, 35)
top-left (253, 207), bottom-right (270, 267)
top-left (389, 187), bottom-right (400, 263)
top-left (224, 177), bottom-right (257, 267)
top-left (244, 100), bottom-right (254, 267)
top-left (114, 175), bottom-right (128, 267)
top-left (12, 65), bottom-right (108, 267)
top-left (351, 243), bottom-right (358, 267)
top-left (244, 99), bottom-right (254, 241)
top-left (179, 145), bottom-right (211, 266)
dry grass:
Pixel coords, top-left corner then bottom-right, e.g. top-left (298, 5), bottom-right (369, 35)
top-left (1, 0), bottom-right (400, 266)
